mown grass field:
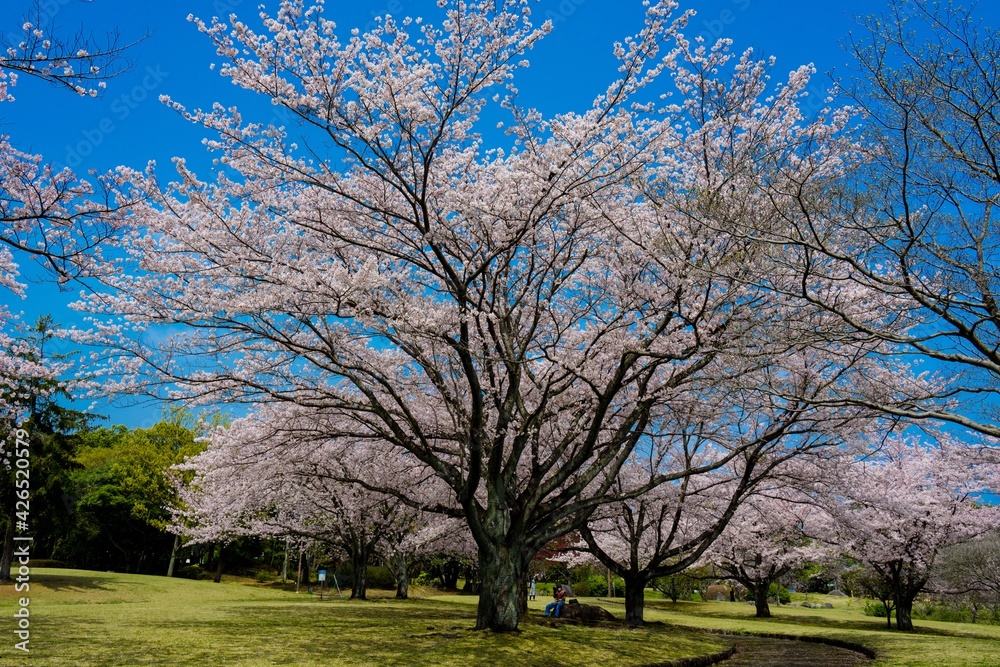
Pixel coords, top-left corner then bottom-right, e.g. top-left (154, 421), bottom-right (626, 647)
top-left (0, 569), bottom-right (724, 666)
top-left (1, 568), bottom-right (998, 666)
top-left (437, 593), bottom-right (1000, 667)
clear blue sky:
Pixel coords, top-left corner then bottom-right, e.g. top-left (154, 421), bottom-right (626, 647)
top-left (3, 0), bottom-right (996, 428)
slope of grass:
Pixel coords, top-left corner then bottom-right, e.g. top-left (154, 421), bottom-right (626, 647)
top-left (0, 569), bottom-right (725, 666)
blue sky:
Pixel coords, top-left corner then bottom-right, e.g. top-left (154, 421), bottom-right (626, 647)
top-left (3, 0), bottom-right (996, 428)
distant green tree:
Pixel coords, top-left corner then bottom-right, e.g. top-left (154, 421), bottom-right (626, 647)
top-left (651, 571), bottom-right (702, 603)
top-left (56, 415), bottom-right (204, 574)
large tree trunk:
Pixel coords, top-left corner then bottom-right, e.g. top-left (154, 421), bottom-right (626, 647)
top-left (213, 544), bottom-right (225, 583)
top-left (753, 582), bottom-right (771, 618)
top-left (623, 573), bottom-right (647, 625)
top-left (475, 544), bottom-right (524, 632)
top-left (895, 598), bottom-right (914, 631)
top-left (349, 548), bottom-right (368, 600)
top-left (0, 508), bottom-right (15, 581)
top-left (893, 587), bottom-right (921, 632)
top-left (388, 552), bottom-right (409, 600)
top-left (167, 534), bottom-right (181, 577)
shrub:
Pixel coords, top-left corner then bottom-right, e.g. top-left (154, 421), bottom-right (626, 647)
top-left (863, 600), bottom-right (887, 618)
top-left (334, 564), bottom-right (398, 589)
top-left (571, 574), bottom-right (625, 598)
top-left (366, 565), bottom-right (397, 590)
top-left (413, 571), bottom-right (438, 588)
top-left (914, 601), bottom-right (972, 623)
top-left (176, 565), bottom-right (211, 580)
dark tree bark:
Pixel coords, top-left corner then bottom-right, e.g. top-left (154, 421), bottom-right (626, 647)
top-left (752, 581), bottom-right (772, 618)
top-left (462, 565), bottom-right (480, 594)
top-left (388, 552), bottom-right (409, 599)
top-left (167, 534), bottom-right (181, 577)
top-left (475, 540), bottom-right (529, 632)
top-left (884, 561), bottom-right (926, 632)
top-left (0, 508), bottom-right (15, 582)
top-left (349, 547), bottom-right (368, 599)
top-left (622, 573), bottom-right (648, 625)
top-left (213, 545), bottom-right (225, 583)
top-left (437, 559), bottom-right (461, 590)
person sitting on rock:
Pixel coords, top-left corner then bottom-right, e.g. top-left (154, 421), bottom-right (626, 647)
top-left (544, 585), bottom-right (567, 618)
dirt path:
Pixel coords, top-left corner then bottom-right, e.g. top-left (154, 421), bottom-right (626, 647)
top-left (716, 636), bottom-right (870, 667)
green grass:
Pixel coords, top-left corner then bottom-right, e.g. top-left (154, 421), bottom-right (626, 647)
top-left (0, 569), bottom-right (725, 666)
top-left (4, 570), bottom-right (1000, 666)
top-left (632, 593), bottom-right (1000, 667)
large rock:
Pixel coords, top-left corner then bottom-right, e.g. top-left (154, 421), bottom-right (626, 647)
top-left (557, 601), bottom-right (616, 623)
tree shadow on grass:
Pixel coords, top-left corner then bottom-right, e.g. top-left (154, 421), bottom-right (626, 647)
top-left (31, 571), bottom-right (119, 593)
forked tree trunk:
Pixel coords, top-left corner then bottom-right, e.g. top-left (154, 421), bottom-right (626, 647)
top-left (887, 561), bottom-right (924, 632)
top-left (623, 573), bottom-right (648, 625)
top-left (438, 560), bottom-right (461, 589)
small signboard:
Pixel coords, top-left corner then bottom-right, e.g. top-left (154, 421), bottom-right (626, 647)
top-left (317, 570), bottom-right (327, 582)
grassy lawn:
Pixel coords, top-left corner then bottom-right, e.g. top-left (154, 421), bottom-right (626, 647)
top-left (0, 569), bottom-right (724, 666)
top-left (436, 592), bottom-right (1000, 667)
top-left (636, 594), bottom-right (1000, 667)
top-left (3, 570), bottom-right (1000, 666)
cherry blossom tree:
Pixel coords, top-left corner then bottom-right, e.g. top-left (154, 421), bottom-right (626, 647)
top-left (755, 0), bottom-right (1000, 439)
top-left (0, 10), bottom-right (140, 286)
top-left (0, 8), bottom-right (140, 438)
top-left (706, 488), bottom-right (827, 618)
top-left (572, 460), bottom-right (732, 624)
top-left (75, 0), bottom-right (894, 631)
top-left (572, 380), bottom-right (881, 624)
top-left (173, 405), bottom-right (459, 599)
top-left (828, 435), bottom-right (1000, 631)
top-left (379, 515), bottom-right (475, 599)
